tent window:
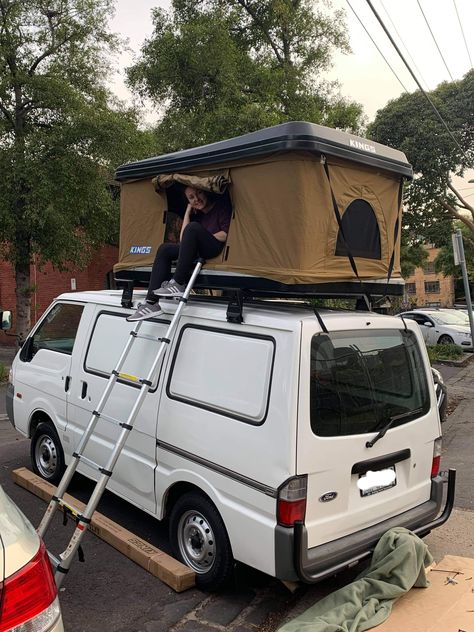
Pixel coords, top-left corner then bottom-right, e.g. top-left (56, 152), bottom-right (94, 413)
top-left (335, 199), bottom-right (381, 260)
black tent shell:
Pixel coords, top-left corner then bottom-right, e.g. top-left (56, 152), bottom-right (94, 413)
top-left (115, 121), bottom-right (413, 181)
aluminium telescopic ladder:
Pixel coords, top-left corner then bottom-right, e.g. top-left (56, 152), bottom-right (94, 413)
top-left (37, 259), bottom-right (204, 587)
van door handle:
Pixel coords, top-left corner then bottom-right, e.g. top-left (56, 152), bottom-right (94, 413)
top-left (81, 381), bottom-right (88, 399)
top-left (65, 376), bottom-right (71, 392)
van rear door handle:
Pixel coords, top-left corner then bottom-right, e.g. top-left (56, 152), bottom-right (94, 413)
top-left (65, 376), bottom-right (71, 392)
top-left (81, 381), bottom-right (88, 399)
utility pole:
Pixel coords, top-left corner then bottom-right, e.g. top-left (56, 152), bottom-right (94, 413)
top-left (452, 229), bottom-right (474, 347)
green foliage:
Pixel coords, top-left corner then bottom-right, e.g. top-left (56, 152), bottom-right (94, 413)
top-left (434, 223), bottom-right (474, 280)
top-left (400, 240), bottom-right (428, 279)
top-left (426, 344), bottom-right (464, 363)
top-left (0, 363), bottom-right (7, 382)
top-left (127, 0), bottom-right (364, 151)
top-left (368, 71), bottom-right (474, 246)
top-left (0, 0), bottom-right (155, 337)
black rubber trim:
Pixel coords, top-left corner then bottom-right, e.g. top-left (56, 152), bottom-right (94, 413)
top-left (157, 440), bottom-right (278, 498)
top-left (56, 565), bottom-right (69, 574)
top-left (112, 369), bottom-right (120, 376)
top-left (120, 422), bottom-right (133, 430)
top-left (179, 297), bottom-right (188, 304)
top-left (52, 495), bottom-right (60, 502)
top-left (159, 337), bottom-right (171, 344)
top-left (92, 410), bottom-right (100, 417)
top-left (140, 378), bottom-right (152, 386)
top-left (351, 449), bottom-right (411, 475)
top-left (130, 331), bottom-right (138, 337)
top-left (99, 467), bottom-right (113, 477)
top-left (78, 515), bottom-right (91, 525)
top-left (72, 452), bottom-right (80, 458)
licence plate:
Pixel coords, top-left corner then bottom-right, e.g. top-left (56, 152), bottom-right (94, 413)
top-left (358, 466), bottom-right (396, 497)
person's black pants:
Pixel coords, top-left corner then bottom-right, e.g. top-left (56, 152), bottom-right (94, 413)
top-left (147, 222), bottom-right (224, 302)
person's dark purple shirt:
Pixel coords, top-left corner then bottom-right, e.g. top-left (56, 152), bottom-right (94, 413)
top-left (194, 198), bottom-right (232, 236)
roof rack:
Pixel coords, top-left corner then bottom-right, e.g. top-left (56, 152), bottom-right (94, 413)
top-left (115, 267), bottom-right (404, 323)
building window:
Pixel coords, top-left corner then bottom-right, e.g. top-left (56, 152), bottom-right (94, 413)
top-left (424, 281), bottom-right (440, 294)
top-left (405, 283), bottom-right (416, 295)
top-left (423, 261), bottom-right (435, 274)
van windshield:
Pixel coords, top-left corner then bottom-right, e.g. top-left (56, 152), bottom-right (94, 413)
top-left (310, 329), bottom-right (430, 437)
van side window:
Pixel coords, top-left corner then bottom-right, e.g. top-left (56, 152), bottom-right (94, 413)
top-left (310, 329), bottom-right (429, 437)
top-left (167, 326), bottom-right (274, 424)
top-left (85, 312), bottom-right (170, 388)
top-left (31, 303), bottom-right (84, 356)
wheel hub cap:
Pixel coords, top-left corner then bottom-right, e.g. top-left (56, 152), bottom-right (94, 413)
top-left (178, 511), bottom-right (216, 573)
top-left (36, 435), bottom-right (57, 477)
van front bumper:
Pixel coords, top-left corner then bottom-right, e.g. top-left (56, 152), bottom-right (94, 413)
top-left (275, 469), bottom-right (456, 583)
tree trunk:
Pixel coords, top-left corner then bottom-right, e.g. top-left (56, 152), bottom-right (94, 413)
top-left (15, 264), bottom-right (31, 347)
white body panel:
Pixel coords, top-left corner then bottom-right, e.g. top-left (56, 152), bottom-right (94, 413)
top-left (10, 290), bottom-right (442, 580)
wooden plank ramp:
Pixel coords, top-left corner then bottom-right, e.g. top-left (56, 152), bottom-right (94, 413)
top-left (12, 467), bottom-right (195, 593)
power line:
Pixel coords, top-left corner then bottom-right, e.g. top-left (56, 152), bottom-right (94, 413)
top-left (346, 0), bottom-right (409, 93)
top-left (453, 0), bottom-right (473, 69)
top-left (416, 0), bottom-right (454, 81)
top-left (379, 0), bottom-right (430, 91)
top-left (365, 0), bottom-right (469, 161)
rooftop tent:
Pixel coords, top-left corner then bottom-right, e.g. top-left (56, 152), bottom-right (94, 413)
top-left (114, 122), bottom-right (413, 296)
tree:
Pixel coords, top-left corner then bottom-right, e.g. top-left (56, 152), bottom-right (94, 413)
top-left (0, 0), bottom-right (153, 342)
top-left (127, 0), bottom-right (364, 151)
top-left (368, 71), bottom-right (474, 249)
top-left (434, 223), bottom-right (474, 280)
top-left (400, 240), bottom-right (428, 279)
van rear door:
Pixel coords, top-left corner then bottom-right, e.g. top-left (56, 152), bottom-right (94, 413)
top-left (297, 317), bottom-right (439, 549)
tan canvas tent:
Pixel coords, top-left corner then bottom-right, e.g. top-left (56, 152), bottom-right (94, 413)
top-left (114, 122), bottom-right (412, 296)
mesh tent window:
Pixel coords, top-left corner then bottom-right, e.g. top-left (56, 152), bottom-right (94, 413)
top-left (335, 198), bottom-right (381, 260)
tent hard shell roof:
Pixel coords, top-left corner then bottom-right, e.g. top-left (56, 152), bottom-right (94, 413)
top-left (115, 121), bottom-right (413, 181)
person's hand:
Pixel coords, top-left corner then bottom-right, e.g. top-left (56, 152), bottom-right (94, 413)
top-left (186, 203), bottom-right (195, 216)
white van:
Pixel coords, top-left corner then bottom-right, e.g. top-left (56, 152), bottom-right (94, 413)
top-left (7, 290), bottom-right (455, 589)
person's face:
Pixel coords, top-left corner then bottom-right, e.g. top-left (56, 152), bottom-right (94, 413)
top-left (185, 187), bottom-right (208, 211)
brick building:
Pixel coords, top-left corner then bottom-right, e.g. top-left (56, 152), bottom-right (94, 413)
top-left (403, 245), bottom-right (455, 308)
top-left (0, 245), bottom-right (118, 346)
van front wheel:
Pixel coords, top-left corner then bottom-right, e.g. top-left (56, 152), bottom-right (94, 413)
top-left (169, 492), bottom-right (234, 590)
top-left (31, 421), bottom-right (65, 485)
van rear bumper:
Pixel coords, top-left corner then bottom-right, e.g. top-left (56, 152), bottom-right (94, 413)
top-left (275, 470), bottom-right (455, 583)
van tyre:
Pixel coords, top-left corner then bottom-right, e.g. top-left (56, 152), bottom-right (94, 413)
top-left (169, 491), bottom-right (234, 590)
top-left (31, 421), bottom-right (66, 485)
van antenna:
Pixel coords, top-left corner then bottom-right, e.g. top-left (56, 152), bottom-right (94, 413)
top-left (313, 307), bottom-right (328, 333)
top-left (400, 315), bottom-right (408, 332)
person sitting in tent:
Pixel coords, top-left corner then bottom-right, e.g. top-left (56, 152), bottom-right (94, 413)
top-left (128, 185), bottom-right (232, 321)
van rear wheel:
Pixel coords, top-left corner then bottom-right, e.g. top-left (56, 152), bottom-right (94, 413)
top-left (169, 491), bottom-right (234, 590)
top-left (31, 421), bottom-right (65, 485)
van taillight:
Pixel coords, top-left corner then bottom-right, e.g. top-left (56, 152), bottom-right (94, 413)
top-left (431, 437), bottom-right (442, 478)
top-left (277, 476), bottom-right (307, 527)
top-left (0, 540), bottom-right (59, 632)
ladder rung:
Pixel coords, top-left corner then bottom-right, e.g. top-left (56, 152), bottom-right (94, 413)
top-left (133, 332), bottom-right (164, 343)
top-left (73, 453), bottom-right (111, 475)
top-left (97, 412), bottom-right (125, 427)
top-left (57, 499), bottom-right (86, 519)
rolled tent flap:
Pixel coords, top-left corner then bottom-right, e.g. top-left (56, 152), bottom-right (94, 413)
top-left (152, 172), bottom-right (231, 194)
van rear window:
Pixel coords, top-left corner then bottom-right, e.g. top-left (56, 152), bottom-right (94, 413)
top-left (310, 330), bottom-right (430, 437)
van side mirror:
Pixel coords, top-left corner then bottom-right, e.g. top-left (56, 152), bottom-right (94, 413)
top-left (422, 321), bottom-right (434, 328)
top-left (0, 310), bottom-right (12, 330)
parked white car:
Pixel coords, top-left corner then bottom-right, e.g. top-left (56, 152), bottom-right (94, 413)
top-left (399, 309), bottom-right (473, 350)
top-left (0, 484), bottom-right (64, 632)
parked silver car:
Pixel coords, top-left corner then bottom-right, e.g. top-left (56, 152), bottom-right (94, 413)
top-left (0, 484), bottom-right (64, 632)
top-left (399, 309), bottom-right (473, 350)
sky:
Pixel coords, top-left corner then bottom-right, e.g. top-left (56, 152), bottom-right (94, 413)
top-left (109, 0), bottom-right (474, 191)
